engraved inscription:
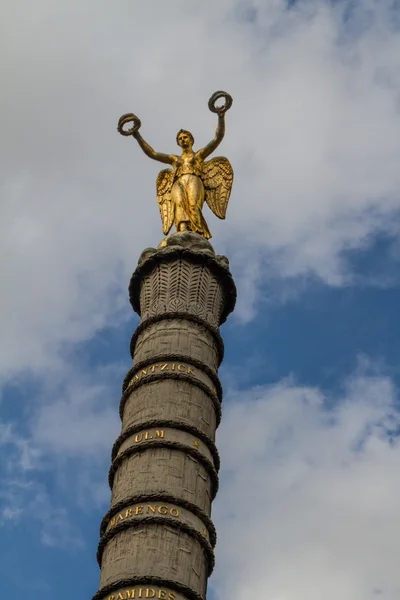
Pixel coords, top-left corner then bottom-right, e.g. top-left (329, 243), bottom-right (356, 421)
top-left (109, 504), bottom-right (180, 529)
top-left (134, 429), bottom-right (165, 443)
top-left (107, 589), bottom-right (176, 600)
top-left (127, 363), bottom-right (195, 388)
top-left (117, 429), bottom-right (165, 457)
top-left (116, 427), bottom-right (215, 473)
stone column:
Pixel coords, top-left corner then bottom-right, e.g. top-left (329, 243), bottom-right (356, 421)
top-left (92, 232), bottom-right (236, 600)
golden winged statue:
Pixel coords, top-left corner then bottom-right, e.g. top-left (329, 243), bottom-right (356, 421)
top-left (117, 91), bottom-right (233, 239)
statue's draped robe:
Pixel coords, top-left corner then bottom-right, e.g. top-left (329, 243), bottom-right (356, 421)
top-left (157, 156), bottom-right (233, 240)
top-left (171, 173), bottom-right (211, 239)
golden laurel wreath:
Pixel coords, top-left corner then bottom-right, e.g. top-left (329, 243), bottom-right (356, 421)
top-left (208, 91), bottom-right (233, 115)
top-left (117, 113), bottom-right (142, 136)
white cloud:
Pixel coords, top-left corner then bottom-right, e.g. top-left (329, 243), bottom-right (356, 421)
top-left (1, 1), bottom-right (400, 374)
top-left (0, 422), bottom-right (42, 472)
top-left (212, 363), bottom-right (400, 600)
top-left (31, 375), bottom-right (120, 458)
top-left (2, 352), bottom-right (400, 598)
top-left (0, 364), bottom-right (121, 540)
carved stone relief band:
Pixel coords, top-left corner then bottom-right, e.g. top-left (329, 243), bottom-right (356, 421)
top-left (97, 516), bottom-right (215, 573)
top-left (122, 356), bottom-right (222, 401)
top-left (99, 493), bottom-right (216, 544)
top-left (111, 420), bottom-right (220, 470)
top-left (129, 247), bottom-right (236, 325)
top-left (92, 576), bottom-right (204, 600)
top-left (119, 372), bottom-right (222, 427)
top-left (108, 440), bottom-right (219, 499)
top-left (130, 314), bottom-right (225, 366)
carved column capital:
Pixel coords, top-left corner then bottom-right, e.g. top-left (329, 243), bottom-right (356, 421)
top-left (129, 231), bottom-right (236, 326)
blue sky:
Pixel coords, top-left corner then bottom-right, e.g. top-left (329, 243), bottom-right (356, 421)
top-left (2, 1), bottom-right (400, 599)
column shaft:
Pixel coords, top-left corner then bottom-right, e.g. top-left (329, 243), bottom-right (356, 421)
top-left (93, 233), bottom-right (236, 600)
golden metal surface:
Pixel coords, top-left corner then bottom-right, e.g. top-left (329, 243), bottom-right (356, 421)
top-left (118, 91), bottom-right (233, 239)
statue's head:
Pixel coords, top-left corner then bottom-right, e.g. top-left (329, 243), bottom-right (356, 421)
top-left (176, 129), bottom-right (194, 149)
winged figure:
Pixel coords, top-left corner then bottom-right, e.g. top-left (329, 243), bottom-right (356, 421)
top-left (118, 92), bottom-right (234, 240)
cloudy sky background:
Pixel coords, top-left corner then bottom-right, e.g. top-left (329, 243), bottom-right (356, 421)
top-left (1, 0), bottom-right (400, 598)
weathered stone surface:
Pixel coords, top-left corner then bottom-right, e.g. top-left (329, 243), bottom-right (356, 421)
top-left (100, 525), bottom-right (209, 597)
top-left (156, 231), bottom-right (216, 255)
top-left (110, 447), bottom-right (215, 514)
top-left (121, 380), bottom-right (219, 441)
top-left (93, 232), bottom-right (236, 600)
top-left (132, 320), bottom-right (220, 372)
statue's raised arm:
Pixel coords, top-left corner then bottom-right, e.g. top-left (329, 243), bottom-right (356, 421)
top-left (118, 114), bottom-right (175, 165)
top-left (196, 91), bottom-right (232, 160)
top-left (118, 91), bottom-right (233, 240)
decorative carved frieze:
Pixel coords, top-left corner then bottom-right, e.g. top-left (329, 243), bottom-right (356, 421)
top-left (129, 233), bottom-right (236, 326)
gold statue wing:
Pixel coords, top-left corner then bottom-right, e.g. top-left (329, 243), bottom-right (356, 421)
top-left (156, 169), bottom-right (175, 235)
top-left (202, 156), bottom-right (233, 219)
